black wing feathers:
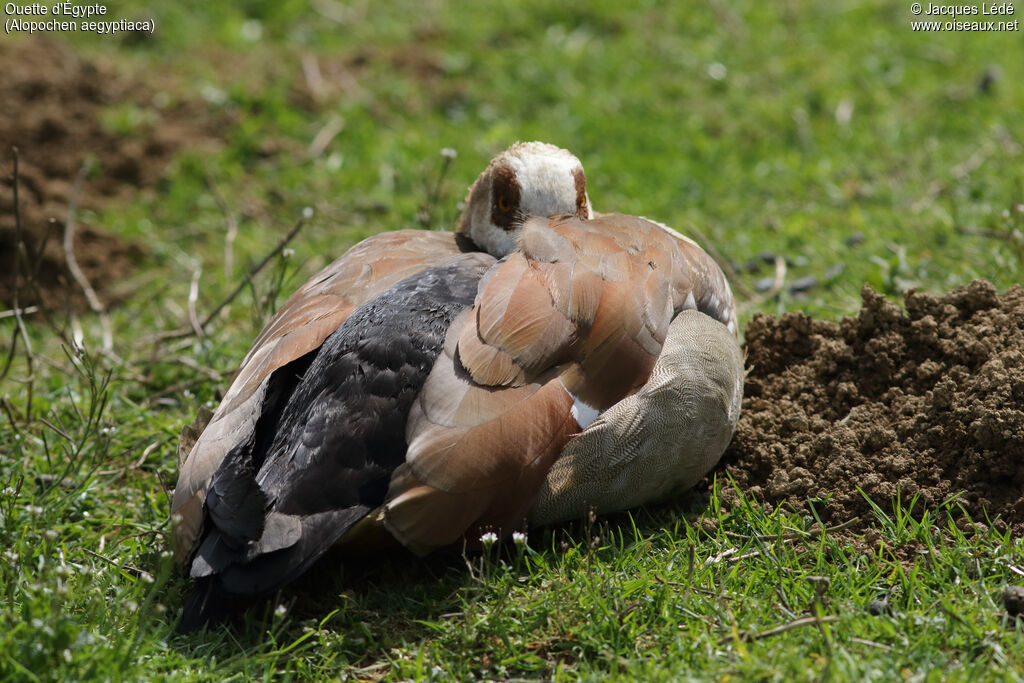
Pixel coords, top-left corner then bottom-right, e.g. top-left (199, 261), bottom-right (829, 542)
top-left (181, 255), bottom-right (491, 629)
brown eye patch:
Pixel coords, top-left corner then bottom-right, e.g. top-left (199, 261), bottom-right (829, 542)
top-left (573, 167), bottom-right (588, 218)
top-left (490, 164), bottom-right (521, 231)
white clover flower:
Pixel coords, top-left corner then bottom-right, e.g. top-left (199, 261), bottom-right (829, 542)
top-left (62, 649), bottom-right (72, 664)
top-left (125, 600), bottom-right (138, 613)
top-left (302, 207), bottom-right (314, 220)
top-left (44, 530), bottom-right (59, 540)
top-left (512, 531), bottom-right (526, 546)
top-left (274, 604), bottom-right (288, 618)
top-left (441, 148), bottom-right (457, 160)
top-left (26, 505), bottom-right (44, 516)
top-left (479, 532), bottom-right (498, 546)
top-left (282, 248), bottom-right (295, 259)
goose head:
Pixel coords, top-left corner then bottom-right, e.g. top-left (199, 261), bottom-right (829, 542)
top-left (457, 141), bottom-right (593, 258)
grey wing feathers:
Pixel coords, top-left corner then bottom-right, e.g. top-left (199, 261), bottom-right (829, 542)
top-left (183, 253), bottom-right (494, 610)
top-left (529, 309), bottom-right (744, 526)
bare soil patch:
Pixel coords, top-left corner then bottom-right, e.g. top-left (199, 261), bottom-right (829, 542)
top-left (717, 280), bottom-right (1024, 535)
top-left (0, 38), bottom-right (220, 309)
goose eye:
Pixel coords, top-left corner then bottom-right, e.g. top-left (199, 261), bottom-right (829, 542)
top-left (490, 164), bottom-right (521, 230)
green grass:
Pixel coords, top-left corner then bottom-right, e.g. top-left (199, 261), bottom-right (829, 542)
top-left (2, 0), bottom-right (1024, 679)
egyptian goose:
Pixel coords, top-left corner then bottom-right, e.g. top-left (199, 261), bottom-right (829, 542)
top-left (172, 143), bottom-right (742, 629)
top-left (172, 142), bottom-right (592, 567)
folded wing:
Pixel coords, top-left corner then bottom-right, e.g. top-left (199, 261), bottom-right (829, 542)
top-left (182, 253), bottom-right (494, 604)
top-left (383, 213), bottom-right (737, 554)
top-left (172, 230), bottom-right (462, 566)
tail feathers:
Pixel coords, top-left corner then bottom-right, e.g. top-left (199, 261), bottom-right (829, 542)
top-left (191, 512), bottom-right (302, 579)
top-left (206, 449), bottom-right (267, 549)
top-left (176, 577), bottom-right (241, 634)
top-left (185, 505), bottom-right (371, 621)
top-left (218, 506), bottom-right (370, 595)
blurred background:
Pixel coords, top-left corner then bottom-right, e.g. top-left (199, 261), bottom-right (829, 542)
top-left (3, 0), bottom-right (1023, 343)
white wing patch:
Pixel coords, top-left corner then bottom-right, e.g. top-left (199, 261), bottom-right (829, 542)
top-left (559, 377), bottom-right (602, 429)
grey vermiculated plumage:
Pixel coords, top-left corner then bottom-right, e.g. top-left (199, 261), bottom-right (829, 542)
top-left (181, 253), bottom-right (493, 623)
top-left (528, 310), bottom-right (744, 526)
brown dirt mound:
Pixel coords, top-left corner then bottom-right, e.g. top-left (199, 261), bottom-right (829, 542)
top-left (718, 280), bottom-right (1024, 533)
top-left (0, 38), bottom-right (220, 309)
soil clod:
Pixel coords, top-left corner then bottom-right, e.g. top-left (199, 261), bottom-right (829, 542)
top-left (718, 280), bottom-right (1024, 536)
top-left (1, 38), bottom-right (221, 309)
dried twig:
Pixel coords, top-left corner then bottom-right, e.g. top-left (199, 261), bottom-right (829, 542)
top-left (850, 636), bottom-right (893, 651)
top-left (955, 224), bottom-right (1024, 241)
top-left (205, 175), bottom-right (240, 281)
top-left (63, 161), bottom-right (114, 353)
top-left (168, 354), bottom-right (223, 381)
top-left (196, 209), bottom-right (310, 328)
top-left (426, 148), bottom-right (457, 215)
top-left (0, 320), bottom-right (18, 384)
top-left (83, 547), bottom-right (153, 581)
top-left (0, 398), bottom-right (21, 439)
top-left (697, 518), bottom-right (866, 568)
top-left (0, 305), bottom-right (39, 321)
top-left (144, 208), bottom-right (311, 344)
top-left (718, 615), bottom-right (838, 645)
top-left (913, 141), bottom-right (995, 213)
top-left (6, 148), bottom-right (36, 419)
top-left (96, 440), bottom-right (161, 477)
top-left (309, 113), bottom-right (344, 158)
top-left (707, 547), bottom-right (738, 565)
top-left (301, 52), bottom-right (327, 103)
top-left (145, 376), bottom-right (212, 403)
top-left (738, 255), bottom-right (787, 314)
top-left (3, 208), bottom-right (77, 356)
top-left (187, 262), bottom-right (204, 339)
top-left (710, 548), bottom-right (764, 566)
top-left (38, 416), bottom-right (73, 442)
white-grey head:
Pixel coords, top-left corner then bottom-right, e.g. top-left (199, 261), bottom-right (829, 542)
top-left (457, 141), bottom-right (593, 258)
